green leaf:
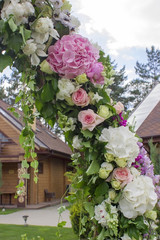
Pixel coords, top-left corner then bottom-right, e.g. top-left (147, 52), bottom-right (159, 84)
top-left (28, 81), bottom-right (35, 91)
top-left (0, 20), bottom-right (5, 33)
top-left (57, 206), bottom-right (66, 214)
top-left (21, 173), bottom-right (30, 179)
top-left (97, 228), bottom-right (106, 240)
top-left (8, 18), bottom-right (17, 32)
top-left (0, 55), bottom-right (12, 72)
top-left (57, 221), bottom-right (66, 228)
top-left (8, 34), bottom-right (23, 54)
top-left (81, 129), bottom-right (93, 138)
top-left (19, 26), bottom-right (31, 43)
top-left (84, 202), bottom-right (94, 218)
top-left (52, 78), bottom-right (58, 91)
top-left (30, 160), bottom-right (39, 169)
top-left (41, 82), bottom-right (54, 102)
top-left (86, 159), bottom-right (100, 175)
top-left (95, 182), bottom-right (109, 197)
top-left (82, 141), bottom-right (91, 148)
top-left (22, 160), bottom-right (29, 168)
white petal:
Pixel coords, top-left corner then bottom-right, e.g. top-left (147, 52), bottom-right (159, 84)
top-left (31, 53), bottom-right (40, 66)
top-left (36, 49), bottom-right (47, 57)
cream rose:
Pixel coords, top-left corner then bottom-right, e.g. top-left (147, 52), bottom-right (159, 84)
top-left (112, 168), bottom-right (133, 188)
top-left (72, 88), bottom-right (90, 107)
top-left (78, 109), bottom-right (104, 131)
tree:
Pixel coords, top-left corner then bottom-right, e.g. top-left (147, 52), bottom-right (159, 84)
top-left (110, 65), bottom-right (129, 110)
top-left (0, 67), bottom-right (21, 105)
top-left (127, 46), bottom-right (160, 108)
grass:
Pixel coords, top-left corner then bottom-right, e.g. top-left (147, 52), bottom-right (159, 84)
top-left (0, 224), bottom-right (79, 240)
top-left (0, 208), bottom-right (21, 215)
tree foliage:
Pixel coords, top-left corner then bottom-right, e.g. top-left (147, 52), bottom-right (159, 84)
top-left (127, 46), bottom-right (160, 108)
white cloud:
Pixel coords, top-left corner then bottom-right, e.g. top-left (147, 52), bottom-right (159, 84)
top-left (70, 0), bottom-right (160, 54)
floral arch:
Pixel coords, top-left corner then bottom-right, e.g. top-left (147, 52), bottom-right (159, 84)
top-left (0, 0), bottom-right (160, 239)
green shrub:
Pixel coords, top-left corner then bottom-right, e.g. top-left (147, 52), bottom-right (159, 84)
top-left (69, 202), bottom-right (91, 239)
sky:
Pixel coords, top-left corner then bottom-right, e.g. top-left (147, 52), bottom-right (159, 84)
top-left (69, 0), bottom-right (160, 80)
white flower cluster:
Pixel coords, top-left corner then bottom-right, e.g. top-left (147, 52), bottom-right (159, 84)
top-left (119, 175), bottom-right (157, 219)
top-left (94, 199), bottom-right (118, 231)
top-left (1, 0), bottom-right (35, 25)
top-left (99, 126), bottom-right (139, 166)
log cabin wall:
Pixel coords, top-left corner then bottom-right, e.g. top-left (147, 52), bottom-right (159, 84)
top-left (0, 163), bottom-right (18, 205)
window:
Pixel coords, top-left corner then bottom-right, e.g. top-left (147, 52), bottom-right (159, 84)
top-left (0, 132), bottom-right (11, 143)
top-left (38, 162), bottom-right (43, 174)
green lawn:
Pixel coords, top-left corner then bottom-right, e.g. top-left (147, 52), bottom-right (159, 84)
top-left (0, 208), bottom-right (20, 215)
top-left (0, 224), bottom-right (79, 240)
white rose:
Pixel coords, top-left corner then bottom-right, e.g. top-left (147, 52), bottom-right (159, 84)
top-left (56, 78), bottom-right (76, 100)
top-left (119, 175), bottom-right (157, 219)
top-left (72, 136), bottom-right (82, 150)
top-left (101, 162), bottom-right (113, 172)
top-left (99, 126), bottom-right (139, 166)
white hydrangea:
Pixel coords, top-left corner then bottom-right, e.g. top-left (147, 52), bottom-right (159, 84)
top-left (72, 136), bottom-right (83, 150)
top-left (99, 126), bottom-right (139, 166)
top-left (1, 0), bottom-right (34, 25)
top-left (119, 175), bottom-right (157, 219)
top-left (31, 17), bottom-right (59, 44)
top-left (56, 78), bottom-right (77, 100)
top-left (22, 39), bottom-right (47, 66)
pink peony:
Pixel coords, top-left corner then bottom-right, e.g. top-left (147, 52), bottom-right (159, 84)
top-left (78, 109), bottom-right (104, 131)
top-left (47, 34), bottom-right (99, 79)
top-left (87, 62), bottom-right (104, 85)
top-left (114, 102), bottom-right (124, 114)
top-left (72, 88), bottom-right (90, 107)
top-left (113, 167), bottom-right (133, 187)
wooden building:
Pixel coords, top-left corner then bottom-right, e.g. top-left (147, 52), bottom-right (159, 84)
top-left (0, 100), bottom-right (72, 207)
top-left (128, 84), bottom-right (160, 145)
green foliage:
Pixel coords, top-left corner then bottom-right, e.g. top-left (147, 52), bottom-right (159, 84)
top-left (69, 202), bottom-right (91, 239)
top-left (148, 139), bottom-right (160, 175)
top-left (127, 46), bottom-right (160, 108)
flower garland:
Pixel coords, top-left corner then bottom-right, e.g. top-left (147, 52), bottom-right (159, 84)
top-left (0, 1), bottom-right (160, 239)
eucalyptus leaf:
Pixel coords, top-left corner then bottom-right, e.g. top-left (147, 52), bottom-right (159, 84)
top-left (8, 18), bottom-right (17, 32)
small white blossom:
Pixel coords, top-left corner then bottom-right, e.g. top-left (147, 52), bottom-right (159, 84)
top-left (31, 17), bottom-right (59, 44)
top-left (1, 0), bottom-right (34, 25)
top-left (56, 78), bottom-right (77, 100)
top-left (22, 39), bottom-right (47, 66)
top-left (72, 136), bottom-right (83, 150)
top-left (92, 92), bottom-right (103, 103)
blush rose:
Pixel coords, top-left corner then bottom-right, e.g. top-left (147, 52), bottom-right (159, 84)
top-left (72, 88), bottom-right (90, 107)
top-left (112, 167), bottom-right (133, 188)
top-left (78, 109), bottom-right (104, 131)
top-left (114, 102), bottom-right (124, 114)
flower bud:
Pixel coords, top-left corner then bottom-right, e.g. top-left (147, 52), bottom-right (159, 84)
top-left (65, 96), bottom-right (74, 106)
top-left (40, 60), bottom-right (53, 74)
top-left (109, 189), bottom-right (117, 200)
top-left (97, 105), bottom-right (111, 119)
top-left (75, 73), bottom-right (88, 84)
top-left (99, 168), bottom-right (109, 179)
top-left (145, 210), bottom-right (157, 221)
top-left (104, 153), bottom-right (115, 162)
top-left (111, 180), bottom-right (121, 190)
top-left (115, 157), bottom-right (127, 168)
top-left (61, 1), bottom-right (72, 11)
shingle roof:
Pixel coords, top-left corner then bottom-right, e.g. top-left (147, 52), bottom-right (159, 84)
top-left (0, 100), bottom-right (72, 156)
top-left (136, 101), bottom-right (160, 138)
